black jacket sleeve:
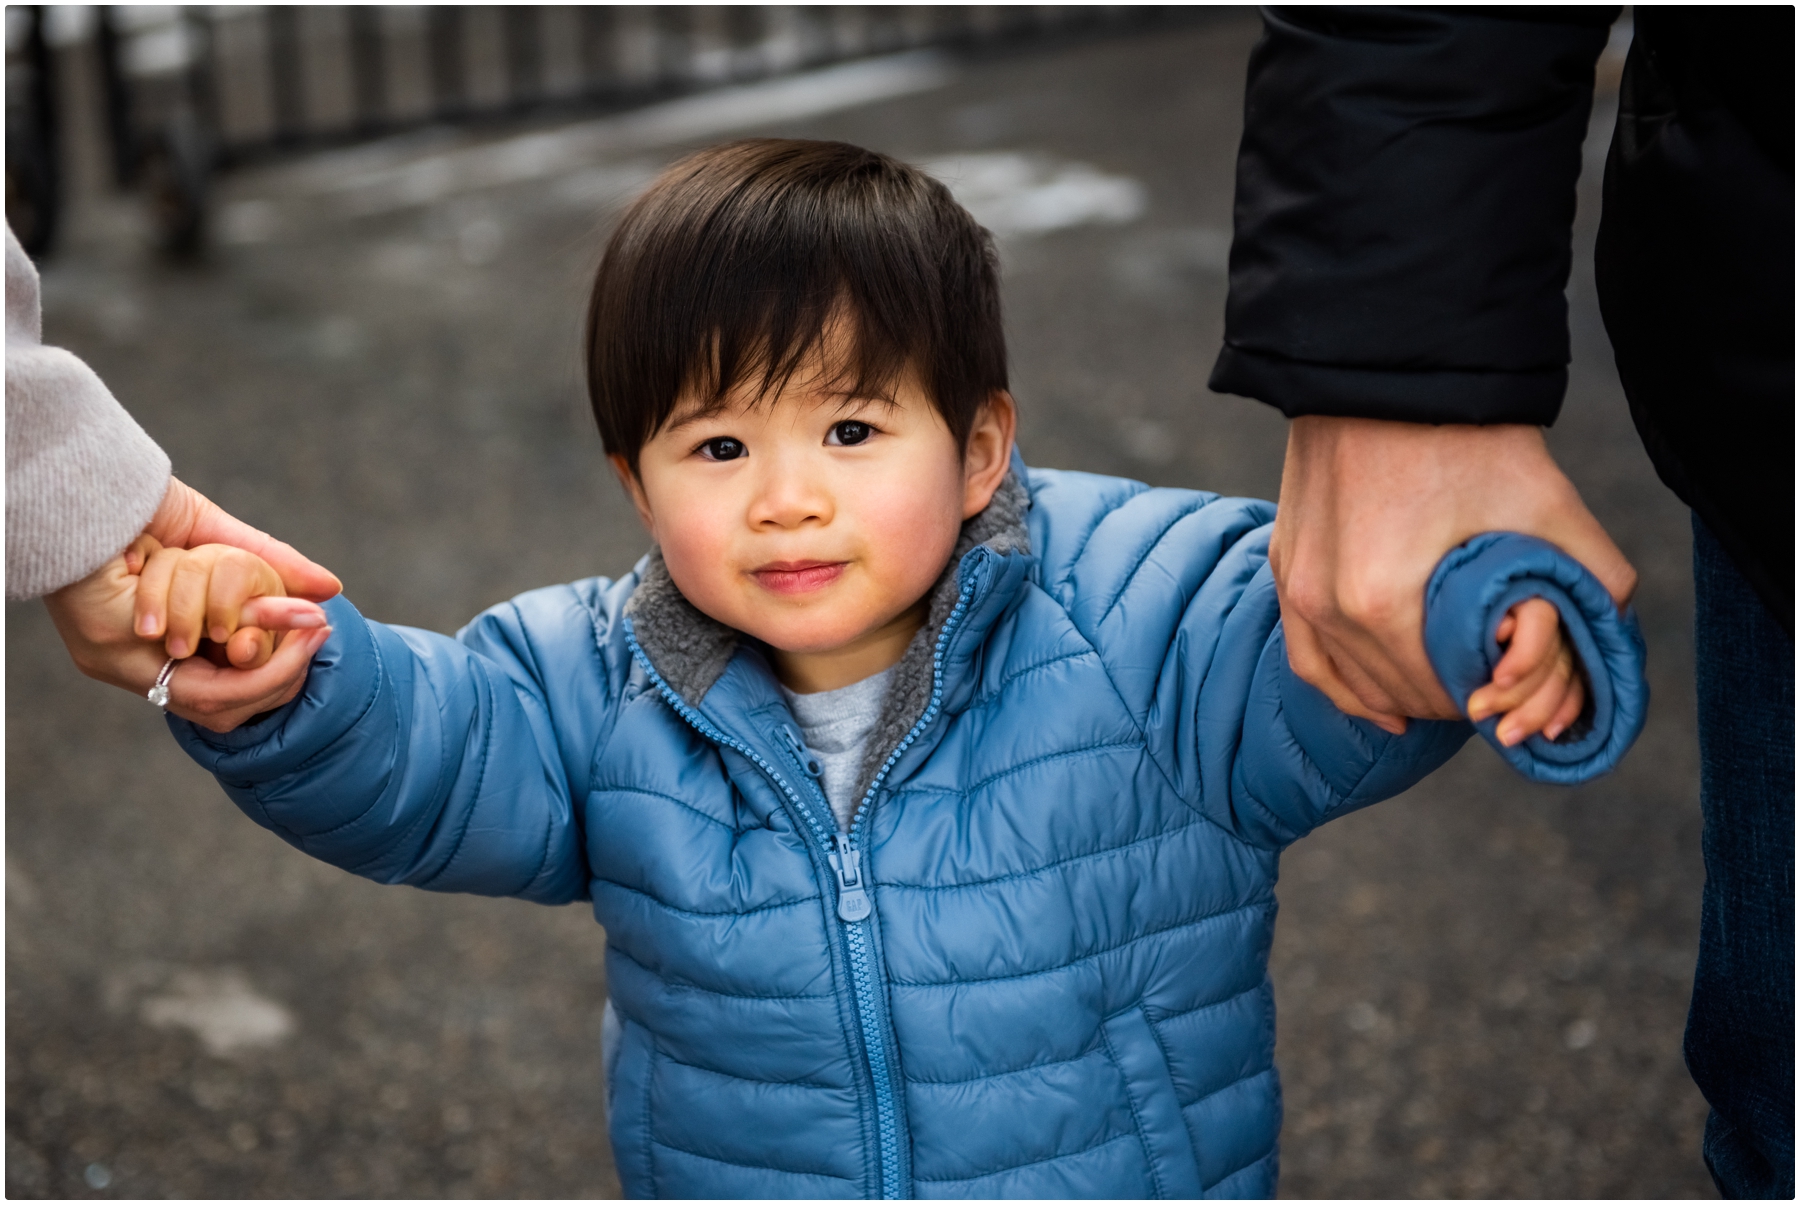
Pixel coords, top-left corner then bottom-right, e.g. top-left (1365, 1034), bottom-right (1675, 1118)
top-left (1209, 7), bottom-right (1617, 426)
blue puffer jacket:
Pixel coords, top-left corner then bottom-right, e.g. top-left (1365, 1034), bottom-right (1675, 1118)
top-left (173, 464), bottom-right (1645, 1199)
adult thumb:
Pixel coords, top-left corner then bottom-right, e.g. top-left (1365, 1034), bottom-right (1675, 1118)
top-left (145, 478), bottom-right (343, 602)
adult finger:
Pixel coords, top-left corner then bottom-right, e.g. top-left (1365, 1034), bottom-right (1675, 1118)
top-left (1538, 501), bottom-right (1639, 611)
top-left (1275, 551), bottom-right (1418, 722)
top-left (147, 479), bottom-right (343, 602)
top-left (239, 596), bottom-right (328, 631)
top-left (1281, 545), bottom-right (1459, 720)
top-left (1283, 606), bottom-right (1408, 735)
top-left (167, 624), bottom-right (330, 731)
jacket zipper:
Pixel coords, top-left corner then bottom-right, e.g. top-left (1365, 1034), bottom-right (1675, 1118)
top-left (625, 571), bottom-right (977, 1200)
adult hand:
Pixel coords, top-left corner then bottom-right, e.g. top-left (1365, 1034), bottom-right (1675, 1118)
top-left (145, 477), bottom-right (341, 602)
top-left (1271, 416), bottom-right (1637, 734)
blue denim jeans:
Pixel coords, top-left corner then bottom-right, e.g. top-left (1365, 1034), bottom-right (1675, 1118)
top-left (1687, 514), bottom-right (1794, 1198)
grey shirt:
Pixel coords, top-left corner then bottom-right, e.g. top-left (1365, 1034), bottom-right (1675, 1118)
top-left (779, 665), bottom-right (896, 831)
top-left (5, 222), bottom-right (170, 599)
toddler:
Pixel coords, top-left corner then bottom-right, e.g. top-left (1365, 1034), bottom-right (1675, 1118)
top-left (143, 140), bottom-right (1644, 1198)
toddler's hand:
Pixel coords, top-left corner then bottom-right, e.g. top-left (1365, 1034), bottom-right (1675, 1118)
top-left (46, 540), bottom-right (334, 734)
top-left (127, 536), bottom-right (320, 669)
top-left (1464, 598), bottom-right (1585, 746)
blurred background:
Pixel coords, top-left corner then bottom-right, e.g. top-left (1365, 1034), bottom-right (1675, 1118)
top-left (6, 6), bottom-right (1715, 1198)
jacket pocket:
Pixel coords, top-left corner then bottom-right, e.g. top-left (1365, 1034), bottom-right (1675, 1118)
top-left (607, 1014), bottom-right (656, 1199)
top-left (1102, 1007), bottom-right (1204, 1199)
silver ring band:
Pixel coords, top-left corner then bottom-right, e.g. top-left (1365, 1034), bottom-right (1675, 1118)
top-left (147, 657), bottom-right (177, 709)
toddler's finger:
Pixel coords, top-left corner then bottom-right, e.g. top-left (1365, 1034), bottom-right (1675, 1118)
top-left (204, 549), bottom-right (267, 646)
top-left (1496, 646), bottom-right (1575, 746)
top-left (1468, 600), bottom-right (1564, 721)
top-left (164, 552), bottom-right (214, 660)
top-left (1468, 648), bottom-right (1560, 722)
top-left (124, 534), bottom-right (162, 576)
top-left (1491, 598), bottom-right (1560, 688)
top-left (226, 625), bottom-right (276, 670)
top-left (134, 546), bottom-right (183, 640)
top-left (239, 596), bottom-right (328, 631)
top-left (1543, 674), bottom-right (1587, 742)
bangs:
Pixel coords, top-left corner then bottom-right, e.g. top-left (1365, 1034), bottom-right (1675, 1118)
top-left (586, 139), bottom-right (1006, 470)
top-left (675, 296), bottom-right (913, 428)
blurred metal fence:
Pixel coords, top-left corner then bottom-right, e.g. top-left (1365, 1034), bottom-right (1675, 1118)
top-left (5, 6), bottom-right (60, 254)
top-left (7, 5), bottom-right (1173, 257)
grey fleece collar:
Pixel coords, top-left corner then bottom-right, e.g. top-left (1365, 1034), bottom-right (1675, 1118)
top-left (624, 470), bottom-right (1032, 804)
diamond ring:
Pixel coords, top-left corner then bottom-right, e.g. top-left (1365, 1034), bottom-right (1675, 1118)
top-left (147, 657), bottom-right (177, 709)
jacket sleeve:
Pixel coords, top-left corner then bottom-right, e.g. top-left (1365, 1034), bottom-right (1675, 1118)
top-left (1176, 535), bottom-right (1646, 851)
top-left (167, 585), bottom-right (625, 904)
top-left (1156, 552), bottom-right (1471, 852)
top-left (5, 221), bottom-right (171, 599)
top-left (1207, 6), bottom-right (1617, 425)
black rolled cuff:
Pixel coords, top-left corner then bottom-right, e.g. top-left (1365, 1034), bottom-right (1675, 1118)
top-left (1208, 345), bottom-right (1566, 427)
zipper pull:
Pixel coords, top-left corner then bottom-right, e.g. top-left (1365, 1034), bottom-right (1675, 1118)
top-left (779, 724), bottom-right (823, 778)
top-left (827, 833), bottom-right (871, 922)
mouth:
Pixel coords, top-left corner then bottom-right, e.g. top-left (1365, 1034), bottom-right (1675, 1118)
top-left (750, 560), bottom-right (847, 595)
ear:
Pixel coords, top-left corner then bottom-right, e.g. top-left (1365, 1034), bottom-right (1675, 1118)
top-left (960, 390), bottom-right (1018, 519)
top-left (608, 454), bottom-right (657, 536)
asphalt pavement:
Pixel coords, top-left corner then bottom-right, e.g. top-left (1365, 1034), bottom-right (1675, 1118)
top-left (6, 12), bottom-right (1717, 1198)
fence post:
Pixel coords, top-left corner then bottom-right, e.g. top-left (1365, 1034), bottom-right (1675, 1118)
top-left (266, 6), bottom-right (304, 146)
top-left (96, 6), bottom-right (138, 186)
top-left (578, 7), bottom-right (618, 102)
top-left (348, 6), bottom-right (386, 136)
top-left (503, 7), bottom-right (541, 111)
top-left (8, 5), bottom-right (61, 253)
top-left (427, 6), bottom-right (465, 120)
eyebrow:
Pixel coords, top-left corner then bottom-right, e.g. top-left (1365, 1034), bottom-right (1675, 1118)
top-left (661, 389), bottom-right (901, 435)
top-left (826, 392), bottom-right (900, 414)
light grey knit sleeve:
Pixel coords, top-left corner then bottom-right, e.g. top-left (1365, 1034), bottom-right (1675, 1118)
top-left (6, 222), bottom-right (171, 599)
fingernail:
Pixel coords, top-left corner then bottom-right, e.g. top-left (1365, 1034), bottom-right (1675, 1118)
top-left (210, 625), bottom-right (228, 644)
top-left (1499, 723), bottom-right (1519, 747)
top-left (136, 613), bottom-right (159, 637)
top-left (1544, 722), bottom-right (1564, 741)
top-left (167, 638), bottom-right (189, 659)
top-left (289, 612), bottom-right (327, 629)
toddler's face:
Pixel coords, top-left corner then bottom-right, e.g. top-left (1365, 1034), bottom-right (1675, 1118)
top-left (615, 347), bottom-right (1013, 688)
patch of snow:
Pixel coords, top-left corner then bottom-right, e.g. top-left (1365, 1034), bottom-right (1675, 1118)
top-left (920, 152), bottom-right (1146, 237)
top-left (140, 968), bottom-right (295, 1056)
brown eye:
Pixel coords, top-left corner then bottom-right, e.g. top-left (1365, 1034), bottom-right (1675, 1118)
top-left (699, 437), bottom-right (745, 461)
top-left (828, 421), bottom-right (872, 447)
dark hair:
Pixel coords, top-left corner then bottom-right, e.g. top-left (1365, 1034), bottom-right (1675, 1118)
top-left (585, 139), bottom-right (1007, 472)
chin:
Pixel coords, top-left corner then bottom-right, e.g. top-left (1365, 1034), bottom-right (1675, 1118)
top-left (753, 619), bottom-right (866, 656)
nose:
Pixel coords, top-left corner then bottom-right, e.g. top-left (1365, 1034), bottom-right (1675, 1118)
top-left (745, 453), bottom-right (835, 531)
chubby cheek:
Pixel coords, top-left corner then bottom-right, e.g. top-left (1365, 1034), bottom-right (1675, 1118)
top-left (852, 473), bottom-right (963, 608)
top-left (653, 499), bottom-right (745, 623)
